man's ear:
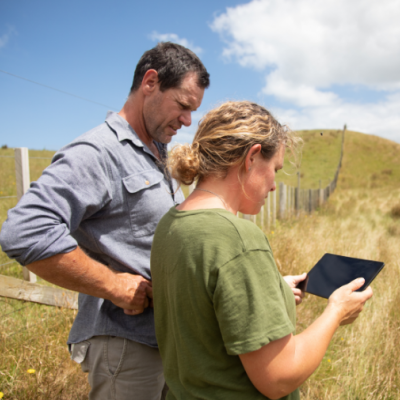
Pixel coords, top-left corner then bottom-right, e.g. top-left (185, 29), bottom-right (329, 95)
top-left (141, 70), bottom-right (159, 95)
top-left (245, 144), bottom-right (262, 172)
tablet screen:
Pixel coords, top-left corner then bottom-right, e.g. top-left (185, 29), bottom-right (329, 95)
top-left (299, 253), bottom-right (384, 299)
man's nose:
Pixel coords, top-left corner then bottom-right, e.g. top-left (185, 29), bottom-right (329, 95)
top-left (179, 110), bottom-right (192, 127)
top-left (270, 182), bottom-right (276, 192)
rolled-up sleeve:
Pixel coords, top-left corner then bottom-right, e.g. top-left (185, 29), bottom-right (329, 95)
top-left (0, 141), bottom-right (112, 266)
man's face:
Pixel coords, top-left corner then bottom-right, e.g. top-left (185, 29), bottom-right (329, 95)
top-left (142, 72), bottom-right (205, 144)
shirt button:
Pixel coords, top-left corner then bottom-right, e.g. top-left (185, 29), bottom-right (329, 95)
top-left (145, 180), bottom-right (150, 185)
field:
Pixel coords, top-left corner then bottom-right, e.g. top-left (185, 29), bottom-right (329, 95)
top-left (0, 130), bottom-right (400, 399)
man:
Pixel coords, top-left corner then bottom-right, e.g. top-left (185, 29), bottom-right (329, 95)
top-left (0, 42), bottom-right (209, 400)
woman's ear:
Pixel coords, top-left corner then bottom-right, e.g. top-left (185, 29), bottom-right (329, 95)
top-left (245, 144), bottom-right (262, 172)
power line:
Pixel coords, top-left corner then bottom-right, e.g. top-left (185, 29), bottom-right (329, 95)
top-left (0, 69), bottom-right (118, 110)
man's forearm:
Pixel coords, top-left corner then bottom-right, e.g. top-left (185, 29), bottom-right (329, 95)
top-left (27, 247), bottom-right (152, 313)
top-left (28, 247), bottom-right (115, 296)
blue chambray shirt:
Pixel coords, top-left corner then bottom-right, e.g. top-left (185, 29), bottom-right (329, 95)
top-left (0, 111), bottom-right (185, 347)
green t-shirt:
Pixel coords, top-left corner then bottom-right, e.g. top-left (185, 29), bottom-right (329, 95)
top-left (151, 207), bottom-right (300, 400)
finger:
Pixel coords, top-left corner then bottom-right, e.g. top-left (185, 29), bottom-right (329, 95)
top-left (293, 272), bottom-right (307, 284)
top-left (144, 297), bottom-right (149, 309)
top-left (123, 309), bottom-right (141, 315)
top-left (295, 296), bottom-right (302, 305)
top-left (347, 277), bottom-right (365, 292)
top-left (146, 285), bottom-right (153, 298)
top-left (291, 288), bottom-right (303, 297)
top-left (362, 286), bottom-right (373, 300)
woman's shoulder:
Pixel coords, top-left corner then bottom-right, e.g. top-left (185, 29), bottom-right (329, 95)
top-left (156, 208), bottom-right (271, 253)
top-left (214, 211), bottom-right (272, 253)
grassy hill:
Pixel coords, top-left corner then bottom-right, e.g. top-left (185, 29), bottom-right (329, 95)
top-left (339, 131), bottom-right (400, 189)
top-left (0, 131), bottom-right (400, 399)
top-left (277, 128), bottom-right (344, 189)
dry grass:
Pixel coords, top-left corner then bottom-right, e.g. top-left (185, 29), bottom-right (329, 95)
top-left (269, 186), bottom-right (400, 400)
top-left (0, 299), bottom-right (89, 399)
top-left (1, 149), bottom-right (90, 398)
top-left (1, 130), bottom-right (399, 399)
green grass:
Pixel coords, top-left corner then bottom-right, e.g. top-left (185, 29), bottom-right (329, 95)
top-left (0, 298), bottom-right (87, 399)
top-left (277, 128), bottom-right (344, 189)
top-left (0, 149), bottom-right (55, 280)
top-left (0, 130), bottom-right (399, 399)
top-left (339, 131), bottom-right (400, 189)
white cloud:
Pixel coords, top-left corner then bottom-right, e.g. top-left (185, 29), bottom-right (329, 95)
top-left (272, 92), bottom-right (400, 143)
top-left (149, 32), bottom-right (203, 55)
top-left (264, 71), bottom-right (340, 107)
top-left (210, 0), bottom-right (400, 142)
top-left (0, 26), bottom-right (17, 49)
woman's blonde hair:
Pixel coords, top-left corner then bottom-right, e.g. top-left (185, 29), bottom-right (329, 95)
top-left (168, 101), bottom-right (300, 186)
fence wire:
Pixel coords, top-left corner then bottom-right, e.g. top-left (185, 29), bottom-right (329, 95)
top-left (0, 260), bottom-right (17, 269)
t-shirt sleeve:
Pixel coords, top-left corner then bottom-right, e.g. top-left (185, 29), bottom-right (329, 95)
top-left (213, 249), bottom-right (295, 356)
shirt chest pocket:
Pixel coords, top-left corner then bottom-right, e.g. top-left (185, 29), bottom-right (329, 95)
top-left (122, 170), bottom-right (173, 237)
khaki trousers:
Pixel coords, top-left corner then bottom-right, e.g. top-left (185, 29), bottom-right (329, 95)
top-left (71, 336), bottom-right (167, 400)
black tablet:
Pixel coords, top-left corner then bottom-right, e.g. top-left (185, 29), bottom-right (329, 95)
top-left (296, 253), bottom-right (385, 299)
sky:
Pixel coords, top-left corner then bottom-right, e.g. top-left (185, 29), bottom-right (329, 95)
top-left (1, 0), bottom-right (400, 151)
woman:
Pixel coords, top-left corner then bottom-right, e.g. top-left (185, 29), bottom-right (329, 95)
top-left (151, 101), bottom-right (372, 400)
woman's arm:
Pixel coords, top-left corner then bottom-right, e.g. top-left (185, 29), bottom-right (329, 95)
top-left (239, 278), bottom-right (373, 399)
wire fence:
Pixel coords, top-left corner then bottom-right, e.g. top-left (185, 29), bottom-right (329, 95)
top-left (189, 126), bottom-right (346, 231)
top-left (0, 132), bottom-right (345, 312)
top-left (0, 155), bottom-right (53, 159)
top-left (0, 260), bottom-right (17, 269)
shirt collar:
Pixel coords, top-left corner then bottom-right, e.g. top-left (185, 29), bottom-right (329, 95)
top-left (105, 111), bottom-right (144, 148)
top-left (104, 111), bottom-right (167, 157)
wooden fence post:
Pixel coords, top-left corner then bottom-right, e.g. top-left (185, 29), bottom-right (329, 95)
top-left (319, 180), bottom-right (323, 207)
top-left (261, 205), bottom-right (265, 230)
top-left (296, 172), bottom-right (301, 216)
top-left (14, 148), bottom-right (37, 283)
top-left (279, 182), bottom-right (286, 219)
top-left (272, 188), bottom-right (276, 229)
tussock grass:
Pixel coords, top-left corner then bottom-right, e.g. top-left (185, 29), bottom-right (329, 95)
top-left (1, 129), bottom-right (399, 399)
top-left (0, 299), bottom-right (89, 399)
top-left (269, 186), bottom-right (400, 399)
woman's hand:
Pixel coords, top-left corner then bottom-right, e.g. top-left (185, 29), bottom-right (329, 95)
top-left (283, 273), bottom-right (307, 305)
top-left (327, 278), bottom-right (373, 326)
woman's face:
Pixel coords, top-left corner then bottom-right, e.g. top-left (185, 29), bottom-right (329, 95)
top-left (240, 144), bottom-right (285, 215)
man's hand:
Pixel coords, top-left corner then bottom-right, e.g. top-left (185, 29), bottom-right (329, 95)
top-left (109, 272), bottom-right (153, 315)
top-left (283, 273), bottom-right (307, 305)
top-left (27, 247), bottom-right (154, 316)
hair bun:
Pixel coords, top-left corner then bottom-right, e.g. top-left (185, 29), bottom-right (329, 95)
top-left (168, 144), bottom-right (200, 186)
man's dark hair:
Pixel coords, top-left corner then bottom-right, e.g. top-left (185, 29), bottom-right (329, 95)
top-left (130, 42), bottom-right (210, 93)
